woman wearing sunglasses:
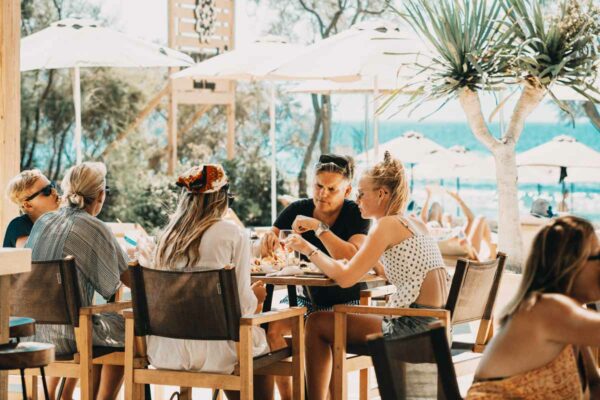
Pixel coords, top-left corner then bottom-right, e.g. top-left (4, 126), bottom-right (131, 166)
top-left (26, 162), bottom-right (129, 400)
top-left (259, 153), bottom-right (372, 399)
top-left (3, 169), bottom-right (59, 247)
top-left (467, 216), bottom-right (600, 399)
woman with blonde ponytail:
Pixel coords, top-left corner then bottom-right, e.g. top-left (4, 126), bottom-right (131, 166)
top-left (25, 162), bottom-right (130, 400)
top-left (286, 151), bottom-right (450, 399)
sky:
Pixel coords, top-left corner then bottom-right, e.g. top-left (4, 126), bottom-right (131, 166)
top-left (94, 0), bottom-right (569, 124)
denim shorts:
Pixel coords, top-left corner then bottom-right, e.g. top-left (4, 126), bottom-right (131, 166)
top-left (381, 303), bottom-right (438, 338)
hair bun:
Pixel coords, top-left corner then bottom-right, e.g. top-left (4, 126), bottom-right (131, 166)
top-left (383, 151), bottom-right (392, 164)
top-left (67, 193), bottom-right (85, 209)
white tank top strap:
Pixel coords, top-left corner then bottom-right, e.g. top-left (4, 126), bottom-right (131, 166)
top-left (395, 215), bottom-right (416, 235)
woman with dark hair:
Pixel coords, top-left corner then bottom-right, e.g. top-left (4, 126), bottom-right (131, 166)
top-left (467, 216), bottom-right (600, 399)
top-left (147, 164), bottom-right (272, 400)
top-left (259, 153), bottom-right (371, 399)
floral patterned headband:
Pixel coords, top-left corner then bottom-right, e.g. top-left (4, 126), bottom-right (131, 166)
top-left (176, 164), bottom-right (229, 194)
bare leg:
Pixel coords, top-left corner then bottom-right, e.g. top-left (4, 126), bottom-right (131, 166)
top-left (224, 375), bottom-right (274, 400)
top-left (267, 319), bottom-right (292, 400)
top-left (305, 311), bottom-right (383, 400)
top-left (467, 216), bottom-right (494, 258)
top-left (47, 377), bottom-right (78, 400)
top-left (95, 365), bottom-right (124, 400)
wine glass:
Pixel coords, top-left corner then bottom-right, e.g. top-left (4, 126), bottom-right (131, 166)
top-left (278, 229), bottom-right (297, 268)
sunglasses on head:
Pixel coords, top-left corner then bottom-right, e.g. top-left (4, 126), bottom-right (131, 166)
top-left (589, 253), bottom-right (600, 261)
top-left (317, 154), bottom-right (348, 169)
top-left (25, 181), bottom-right (56, 202)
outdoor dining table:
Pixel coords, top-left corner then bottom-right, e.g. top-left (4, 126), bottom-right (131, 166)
top-left (251, 272), bottom-right (386, 312)
top-left (0, 248), bottom-right (32, 400)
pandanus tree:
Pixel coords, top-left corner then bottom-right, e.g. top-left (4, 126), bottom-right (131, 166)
top-left (393, 0), bottom-right (600, 270)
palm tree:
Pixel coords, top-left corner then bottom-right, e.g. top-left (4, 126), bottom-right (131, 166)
top-left (392, 0), bottom-right (600, 270)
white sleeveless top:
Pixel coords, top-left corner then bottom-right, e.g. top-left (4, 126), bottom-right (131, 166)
top-left (380, 217), bottom-right (449, 308)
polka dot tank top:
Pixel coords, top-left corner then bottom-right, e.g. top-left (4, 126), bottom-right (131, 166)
top-left (380, 217), bottom-right (449, 309)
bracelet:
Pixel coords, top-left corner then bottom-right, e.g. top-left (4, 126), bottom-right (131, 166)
top-left (306, 248), bottom-right (319, 258)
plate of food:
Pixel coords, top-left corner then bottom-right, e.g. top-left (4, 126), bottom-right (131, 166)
top-left (251, 253), bottom-right (286, 274)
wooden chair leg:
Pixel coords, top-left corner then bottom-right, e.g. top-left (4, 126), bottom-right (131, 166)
top-left (291, 314), bottom-right (305, 400)
top-left (76, 315), bottom-right (94, 400)
top-left (178, 387), bottom-right (192, 400)
top-left (332, 312), bottom-right (347, 400)
top-left (25, 375), bottom-right (38, 400)
top-left (124, 318), bottom-right (143, 400)
top-left (239, 325), bottom-right (254, 400)
top-left (359, 369), bottom-right (369, 400)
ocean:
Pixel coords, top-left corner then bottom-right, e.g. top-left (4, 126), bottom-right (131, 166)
top-left (282, 120), bottom-right (600, 223)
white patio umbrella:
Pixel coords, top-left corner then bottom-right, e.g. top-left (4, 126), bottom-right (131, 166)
top-left (172, 36), bottom-right (305, 223)
top-left (517, 135), bottom-right (600, 174)
top-left (268, 20), bottom-right (430, 158)
top-left (21, 18), bottom-right (194, 165)
top-left (413, 146), bottom-right (488, 190)
top-left (356, 131), bottom-right (444, 191)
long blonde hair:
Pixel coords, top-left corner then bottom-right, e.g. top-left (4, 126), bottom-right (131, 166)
top-left (61, 162), bottom-right (107, 209)
top-left (500, 216), bottom-right (597, 324)
top-left (364, 151), bottom-right (409, 216)
top-left (154, 188), bottom-right (229, 269)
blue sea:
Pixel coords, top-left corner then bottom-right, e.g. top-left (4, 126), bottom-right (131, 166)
top-left (281, 120), bottom-right (600, 223)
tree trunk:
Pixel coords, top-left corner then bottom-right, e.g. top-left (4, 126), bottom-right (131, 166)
top-left (320, 94), bottom-right (331, 153)
top-left (298, 94), bottom-right (322, 197)
top-left (493, 144), bottom-right (524, 272)
top-left (583, 101), bottom-right (600, 132)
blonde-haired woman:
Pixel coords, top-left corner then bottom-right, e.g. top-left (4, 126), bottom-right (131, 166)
top-left (147, 164), bottom-right (272, 400)
top-left (286, 151), bottom-right (450, 399)
top-left (3, 169), bottom-right (59, 247)
top-left (467, 216), bottom-right (600, 399)
top-left (26, 162), bottom-right (129, 400)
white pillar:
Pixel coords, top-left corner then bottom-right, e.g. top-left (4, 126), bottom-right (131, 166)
top-left (373, 75), bottom-right (380, 159)
top-left (270, 84), bottom-right (277, 223)
top-left (73, 65), bottom-right (83, 164)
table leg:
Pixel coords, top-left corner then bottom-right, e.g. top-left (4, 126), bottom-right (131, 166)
top-left (0, 275), bottom-right (10, 400)
top-left (287, 285), bottom-right (298, 307)
top-left (263, 284), bottom-right (274, 312)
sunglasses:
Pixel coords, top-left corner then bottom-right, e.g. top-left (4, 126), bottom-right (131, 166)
top-left (316, 154), bottom-right (349, 169)
top-left (589, 253), bottom-right (600, 261)
top-left (25, 181), bottom-right (56, 202)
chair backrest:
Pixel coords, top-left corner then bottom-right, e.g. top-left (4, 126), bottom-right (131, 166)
top-left (10, 256), bottom-right (81, 326)
top-left (129, 263), bottom-right (242, 341)
top-left (445, 252), bottom-right (507, 325)
top-left (368, 322), bottom-right (462, 400)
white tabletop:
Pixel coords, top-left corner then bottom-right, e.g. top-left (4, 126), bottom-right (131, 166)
top-left (0, 248), bottom-right (31, 275)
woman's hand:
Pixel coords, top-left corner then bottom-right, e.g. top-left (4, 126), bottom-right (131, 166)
top-left (285, 233), bottom-right (313, 256)
top-left (260, 231), bottom-right (279, 257)
top-left (292, 215), bottom-right (320, 234)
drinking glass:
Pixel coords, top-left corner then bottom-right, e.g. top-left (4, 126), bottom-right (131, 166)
top-left (278, 229), bottom-right (299, 267)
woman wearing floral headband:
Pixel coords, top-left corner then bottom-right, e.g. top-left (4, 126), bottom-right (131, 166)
top-left (147, 164), bottom-right (273, 399)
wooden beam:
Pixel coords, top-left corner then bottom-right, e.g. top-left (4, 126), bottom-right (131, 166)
top-left (102, 85), bottom-right (169, 158)
top-left (179, 104), bottom-right (211, 138)
top-left (0, 0), bottom-right (20, 246)
top-left (226, 102), bottom-right (235, 159)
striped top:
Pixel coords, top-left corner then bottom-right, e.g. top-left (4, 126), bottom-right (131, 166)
top-left (26, 207), bottom-right (128, 355)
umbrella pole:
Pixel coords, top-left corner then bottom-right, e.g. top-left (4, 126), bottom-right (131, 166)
top-left (270, 84), bottom-right (277, 223)
top-left (73, 66), bottom-right (83, 165)
top-left (570, 182), bottom-right (574, 212)
top-left (374, 77), bottom-right (380, 159)
top-left (364, 94), bottom-right (369, 165)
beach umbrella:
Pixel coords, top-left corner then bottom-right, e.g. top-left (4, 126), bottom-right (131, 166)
top-left (517, 135), bottom-right (600, 183)
top-left (268, 20), bottom-right (429, 158)
top-left (356, 131), bottom-right (444, 191)
top-left (172, 36), bottom-right (305, 223)
top-left (21, 18), bottom-right (194, 165)
top-left (413, 146), bottom-right (487, 190)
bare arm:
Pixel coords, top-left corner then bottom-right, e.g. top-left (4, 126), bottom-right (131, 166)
top-left (318, 231), bottom-right (365, 260)
top-left (287, 217), bottom-right (409, 288)
top-left (15, 236), bottom-right (28, 248)
top-left (447, 190), bottom-right (475, 227)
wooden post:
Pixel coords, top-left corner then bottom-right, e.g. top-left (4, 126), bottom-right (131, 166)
top-left (0, 0), bottom-right (20, 246)
top-left (0, 1), bottom-right (20, 395)
top-left (226, 101), bottom-right (235, 160)
top-left (167, 0), bottom-right (177, 175)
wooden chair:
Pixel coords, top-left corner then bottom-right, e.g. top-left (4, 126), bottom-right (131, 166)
top-left (124, 263), bottom-right (306, 400)
top-left (9, 256), bottom-right (131, 400)
top-left (332, 253), bottom-right (507, 400)
top-left (367, 322), bottom-right (462, 400)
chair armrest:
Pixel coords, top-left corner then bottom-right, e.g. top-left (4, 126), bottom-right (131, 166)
top-left (360, 284), bottom-right (397, 299)
top-left (122, 308), bottom-right (133, 319)
top-left (241, 307), bottom-right (306, 326)
top-left (80, 301), bottom-right (132, 315)
top-left (334, 304), bottom-right (449, 320)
